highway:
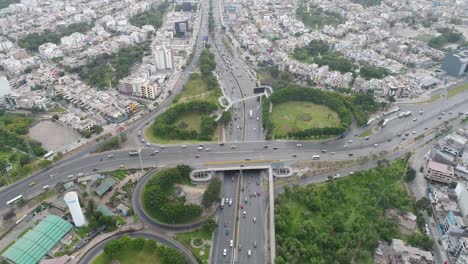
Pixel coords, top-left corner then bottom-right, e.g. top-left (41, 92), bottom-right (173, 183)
top-left (211, 172), bottom-right (239, 264)
top-left (236, 170), bottom-right (267, 264)
top-left (0, 94), bottom-right (466, 213)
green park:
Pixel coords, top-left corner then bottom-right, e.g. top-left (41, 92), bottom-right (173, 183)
top-left (275, 159), bottom-right (432, 264)
top-left (147, 48), bottom-right (226, 144)
top-left (93, 236), bottom-right (188, 264)
top-left (271, 101), bottom-right (341, 138)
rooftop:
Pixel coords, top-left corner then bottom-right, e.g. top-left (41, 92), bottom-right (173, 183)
top-left (1, 215), bottom-right (72, 264)
top-left (427, 160), bottom-right (453, 174)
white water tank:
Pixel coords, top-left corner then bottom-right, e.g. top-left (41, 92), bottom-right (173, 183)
top-left (64, 191), bottom-right (86, 227)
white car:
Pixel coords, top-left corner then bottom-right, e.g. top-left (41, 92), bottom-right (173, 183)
top-left (228, 198), bottom-right (233, 206)
top-left (348, 140), bottom-right (353, 143)
top-left (223, 249), bottom-right (227, 256)
top-left (205, 148), bottom-right (211, 151)
top-left (248, 250), bottom-right (251, 256)
top-left (296, 143), bottom-right (302, 147)
top-left (253, 217), bottom-right (256, 223)
top-left (230, 240), bottom-right (233, 247)
top-left (373, 143), bottom-right (379, 147)
top-left (181, 145), bottom-right (187, 148)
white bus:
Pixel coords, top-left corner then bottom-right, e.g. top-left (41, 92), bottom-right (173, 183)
top-left (6, 195), bottom-right (23, 206)
top-left (43, 151), bottom-right (54, 159)
top-left (312, 155), bottom-right (320, 160)
top-left (220, 198), bottom-right (225, 208)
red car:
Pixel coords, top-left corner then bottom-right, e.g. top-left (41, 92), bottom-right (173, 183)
top-left (240, 204), bottom-right (244, 209)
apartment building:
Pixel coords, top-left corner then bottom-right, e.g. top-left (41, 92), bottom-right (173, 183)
top-left (425, 160), bottom-right (456, 184)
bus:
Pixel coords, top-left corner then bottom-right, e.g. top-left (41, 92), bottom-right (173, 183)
top-left (220, 198), bottom-right (225, 208)
top-left (128, 151), bottom-right (139, 156)
top-left (6, 195), bottom-right (23, 206)
top-left (312, 155), bottom-right (320, 160)
top-left (43, 151), bottom-right (54, 159)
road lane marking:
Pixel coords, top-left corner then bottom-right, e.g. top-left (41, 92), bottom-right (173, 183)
top-left (203, 159), bottom-right (279, 165)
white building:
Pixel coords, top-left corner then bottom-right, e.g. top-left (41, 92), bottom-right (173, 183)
top-left (38, 43), bottom-right (63, 59)
top-left (0, 76), bottom-right (11, 98)
top-left (154, 46), bottom-right (172, 70)
top-left (64, 191), bottom-right (86, 227)
top-left (61, 32), bottom-right (86, 49)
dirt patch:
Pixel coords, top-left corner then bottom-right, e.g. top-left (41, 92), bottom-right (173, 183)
top-left (28, 120), bottom-right (81, 151)
top-left (176, 184), bottom-right (207, 206)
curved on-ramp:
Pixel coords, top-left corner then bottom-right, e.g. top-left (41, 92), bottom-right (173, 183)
top-left (132, 167), bottom-right (217, 232)
top-left (77, 231), bottom-right (198, 264)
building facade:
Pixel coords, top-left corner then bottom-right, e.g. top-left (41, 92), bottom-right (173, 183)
top-left (442, 50), bottom-right (468, 77)
top-left (425, 160), bottom-right (456, 184)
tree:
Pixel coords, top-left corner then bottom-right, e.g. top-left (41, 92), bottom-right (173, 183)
top-left (93, 125), bottom-right (104, 134)
top-left (52, 114), bottom-right (59, 120)
top-left (203, 217), bottom-right (217, 233)
top-left (0, 159), bottom-right (8, 175)
top-left (104, 239), bottom-right (123, 257)
top-left (132, 236), bottom-right (146, 250)
top-left (19, 155), bottom-right (31, 166)
top-left (404, 167), bottom-right (416, 182)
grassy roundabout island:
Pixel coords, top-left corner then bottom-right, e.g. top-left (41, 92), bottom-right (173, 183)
top-left (93, 235), bottom-right (188, 264)
top-left (142, 165), bottom-right (221, 224)
top-left (263, 84), bottom-right (382, 139)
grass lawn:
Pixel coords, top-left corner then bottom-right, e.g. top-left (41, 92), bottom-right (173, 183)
top-left (275, 159), bottom-right (415, 263)
top-left (176, 228), bottom-right (212, 264)
top-left (359, 127), bottom-right (373, 138)
top-left (175, 71), bottom-right (220, 106)
top-left (144, 114), bottom-right (220, 145)
top-left (271, 101), bottom-right (341, 137)
top-left (109, 170), bottom-right (128, 180)
top-left (92, 247), bottom-right (162, 264)
top-left (48, 105), bottom-right (66, 112)
top-left (175, 112), bottom-right (203, 132)
top-left (448, 83), bottom-right (468, 98)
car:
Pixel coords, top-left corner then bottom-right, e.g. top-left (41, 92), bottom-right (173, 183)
top-left (153, 150), bottom-right (159, 154)
top-left (254, 241), bottom-right (257, 248)
top-left (397, 133), bottom-right (402, 137)
top-left (197, 146), bottom-right (203, 150)
top-left (29, 182), bottom-right (36, 187)
top-left (240, 204), bottom-right (244, 209)
top-left (77, 173), bottom-right (84, 177)
top-left (229, 198), bottom-right (233, 206)
top-left (330, 152), bottom-right (336, 155)
top-left (245, 158), bottom-right (251, 161)
top-left (273, 147), bottom-right (278, 150)
top-left (292, 154), bottom-right (297, 157)
top-left (296, 143), bottom-right (302, 147)
top-left (438, 116), bottom-right (442, 119)
top-left (253, 127), bottom-right (256, 131)
top-left (67, 174), bottom-right (74, 178)
top-left (93, 168), bottom-right (99, 171)
top-left (245, 197), bottom-right (248, 202)
top-left (226, 229), bottom-right (229, 235)
top-left (223, 249), bottom-right (227, 256)
top-left (256, 181), bottom-right (260, 186)
top-left (230, 146), bottom-right (236, 149)
top-left (348, 140), bottom-right (353, 143)
top-left (344, 145), bottom-right (348, 148)
top-left (349, 171), bottom-right (354, 175)
top-left (238, 244), bottom-right (242, 251)
top-left (413, 118), bottom-right (417, 121)
top-left (373, 144), bottom-right (378, 147)
top-left (263, 145), bottom-right (268, 149)
top-left (321, 149), bottom-right (327, 153)
top-left (248, 250), bottom-right (251, 256)
top-left (146, 142), bottom-right (150, 146)
top-left (364, 136), bottom-right (370, 140)
top-left (348, 153), bottom-right (354, 156)
top-left (243, 211), bottom-right (246, 217)
top-left (107, 154), bottom-right (114, 158)
top-left (412, 131), bottom-right (416, 134)
top-left (141, 138), bottom-right (145, 143)
top-left (195, 155), bottom-right (200, 158)
top-left (205, 148), bottom-right (211, 151)
top-left (419, 109), bottom-right (424, 114)
top-left (181, 145), bottom-right (187, 148)
top-left (253, 217), bottom-right (256, 223)
top-left (230, 240), bottom-right (233, 247)
top-left (387, 138), bottom-right (392, 141)
top-left (224, 221), bottom-right (227, 227)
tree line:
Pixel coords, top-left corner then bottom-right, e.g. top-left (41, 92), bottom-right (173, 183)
top-left (104, 235), bottom-right (188, 264)
top-left (198, 48), bottom-right (219, 91)
top-left (19, 22), bottom-right (94, 51)
top-left (202, 177), bottom-right (221, 207)
top-left (143, 165), bottom-right (203, 223)
top-left (151, 100), bottom-right (218, 141)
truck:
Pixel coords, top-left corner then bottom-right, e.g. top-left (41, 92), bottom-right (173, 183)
top-left (312, 155), bottom-right (320, 160)
top-left (128, 151), bottom-right (139, 156)
top-left (249, 110), bottom-right (253, 118)
top-left (220, 198), bottom-right (225, 208)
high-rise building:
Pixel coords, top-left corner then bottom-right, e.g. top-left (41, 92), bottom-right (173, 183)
top-left (442, 49), bottom-right (468, 77)
top-left (64, 192), bottom-right (86, 227)
top-left (154, 46), bottom-right (173, 70)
